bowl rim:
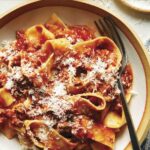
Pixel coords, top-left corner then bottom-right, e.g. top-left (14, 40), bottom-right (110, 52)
top-left (0, 0), bottom-right (150, 149)
top-left (119, 0), bottom-right (150, 13)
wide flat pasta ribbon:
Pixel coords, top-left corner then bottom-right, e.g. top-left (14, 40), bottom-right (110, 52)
top-left (46, 13), bottom-right (68, 29)
top-left (0, 88), bottom-right (15, 107)
top-left (45, 38), bottom-right (72, 56)
top-left (25, 24), bottom-right (55, 46)
top-left (73, 37), bottom-right (122, 69)
top-left (103, 97), bottom-right (131, 129)
top-left (67, 93), bottom-right (106, 117)
top-left (103, 110), bottom-right (126, 129)
top-left (73, 116), bottom-right (115, 149)
top-left (86, 120), bottom-right (115, 149)
top-left (77, 92), bottom-right (106, 111)
top-left (24, 120), bottom-right (77, 150)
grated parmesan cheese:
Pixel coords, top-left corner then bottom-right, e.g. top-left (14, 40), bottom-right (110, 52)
top-left (44, 119), bottom-right (57, 129)
top-left (12, 67), bottom-right (23, 81)
top-left (27, 107), bottom-right (43, 117)
top-left (0, 51), bottom-right (5, 58)
top-left (84, 58), bottom-right (107, 82)
top-left (52, 81), bottom-right (67, 96)
top-left (5, 78), bottom-right (14, 90)
top-left (39, 96), bottom-right (72, 119)
top-left (66, 37), bottom-right (74, 43)
top-left (36, 127), bottom-right (48, 141)
top-left (115, 86), bottom-right (121, 94)
top-left (68, 64), bottom-right (76, 85)
top-left (80, 57), bottom-right (120, 96)
top-left (87, 120), bottom-right (94, 129)
top-left (0, 40), bottom-right (17, 61)
top-left (63, 57), bottom-right (75, 65)
top-left (5, 66), bottom-right (23, 90)
top-left (101, 67), bottom-right (119, 87)
top-left (68, 65), bottom-right (76, 76)
top-left (22, 62), bottom-right (35, 75)
top-left (0, 64), bottom-right (8, 74)
top-left (1, 40), bottom-right (13, 49)
top-left (92, 58), bottom-right (107, 73)
top-left (28, 89), bottom-right (34, 95)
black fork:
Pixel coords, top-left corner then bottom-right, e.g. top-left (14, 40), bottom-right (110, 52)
top-left (95, 18), bottom-right (141, 150)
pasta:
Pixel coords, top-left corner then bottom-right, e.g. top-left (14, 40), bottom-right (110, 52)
top-left (0, 13), bottom-right (133, 150)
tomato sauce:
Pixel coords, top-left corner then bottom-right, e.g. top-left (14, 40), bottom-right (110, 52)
top-left (16, 30), bottom-right (28, 51)
top-left (68, 25), bottom-right (95, 41)
top-left (121, 64), bottom-right (133, 90)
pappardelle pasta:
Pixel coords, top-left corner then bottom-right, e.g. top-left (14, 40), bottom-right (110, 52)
top-left (0, 14), bottom-right (133, 150)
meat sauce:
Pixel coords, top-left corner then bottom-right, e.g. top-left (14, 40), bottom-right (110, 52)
top-left (68, 25), bottom-right (95, 43)
top-left (16, 30), bottom-right (28, 51)
top-left (121, 64), bottom-right (133, 90)
top-left (15, 26), bottom-right (132, 109)
top-left (0, 20), bottom-right (133, 149)
top-left (45, 23), bottom-right (95, 44)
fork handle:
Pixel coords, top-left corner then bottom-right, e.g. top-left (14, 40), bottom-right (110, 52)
top-left (118, 78), bottom-right (141, 150)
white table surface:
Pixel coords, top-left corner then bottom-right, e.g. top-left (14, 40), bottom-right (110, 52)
top-left (0, 0), bottom-right (150, 47)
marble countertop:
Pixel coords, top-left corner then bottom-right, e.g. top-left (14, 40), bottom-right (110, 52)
top-left (0, 0), bottom-right (150, 149)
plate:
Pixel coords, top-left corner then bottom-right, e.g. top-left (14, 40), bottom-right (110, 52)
top-left (119, 0), bottom-right (150, 13)
top-left (0, 0), bottom-right (150, 150)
